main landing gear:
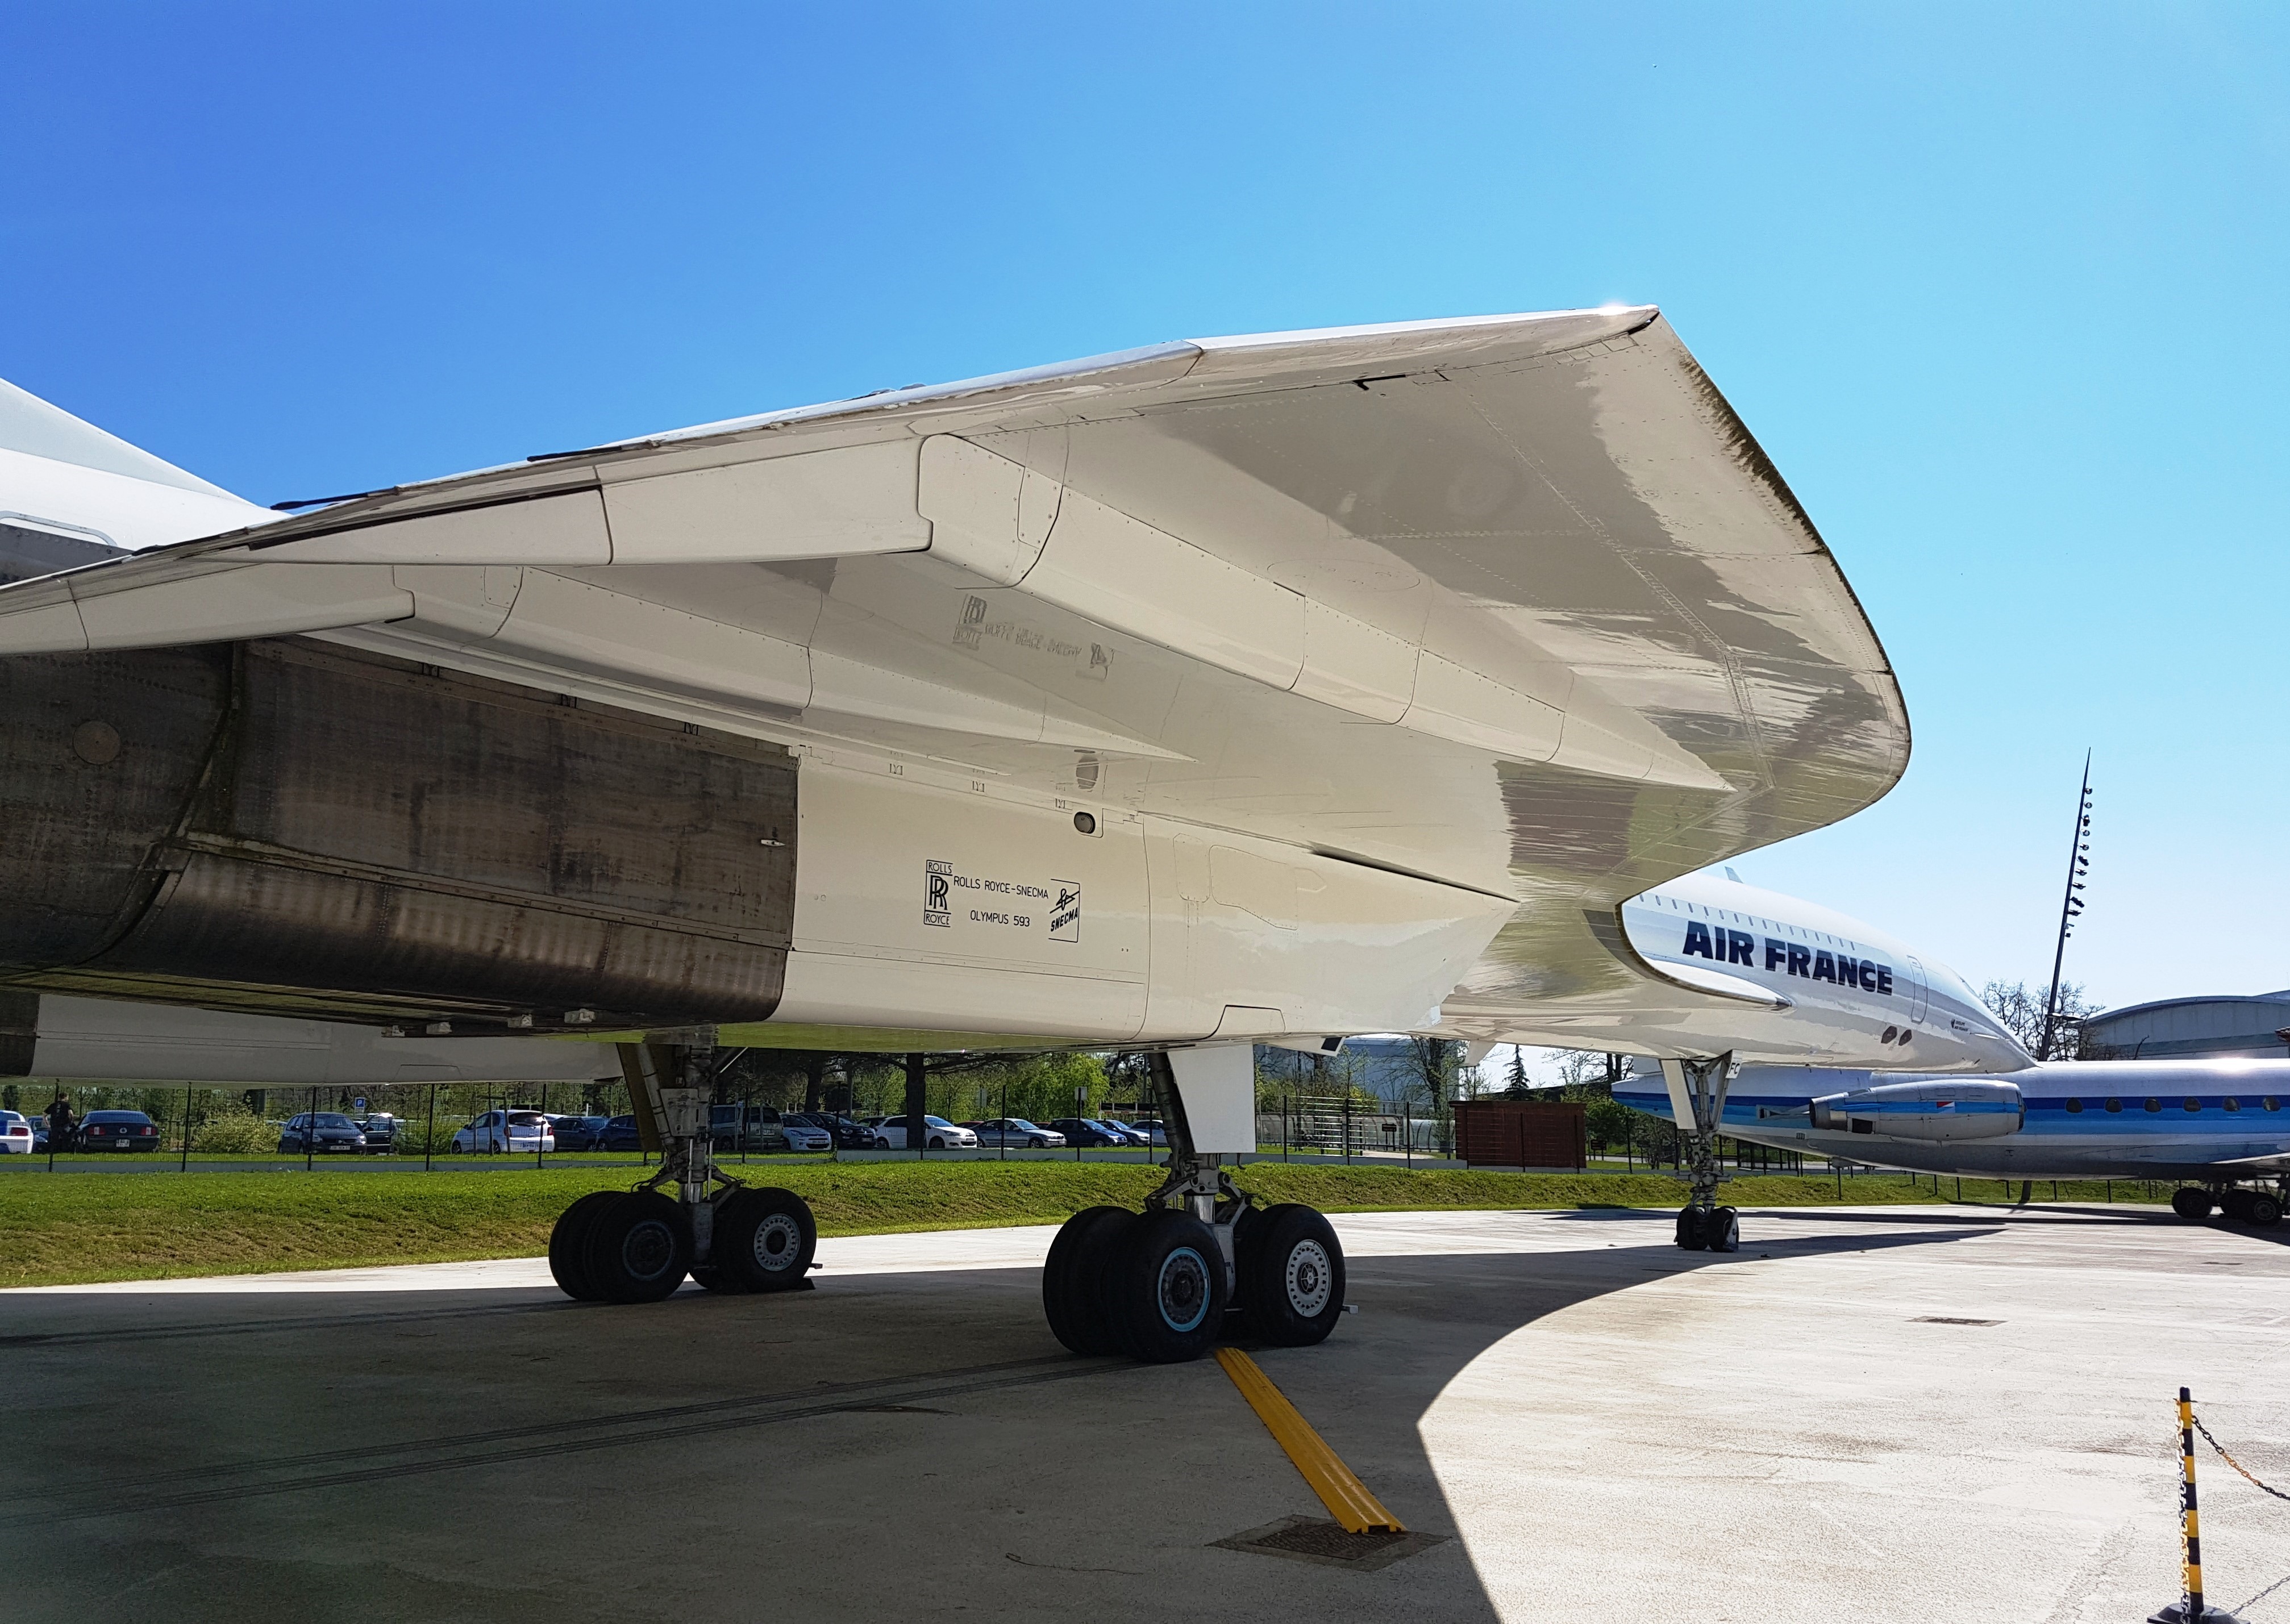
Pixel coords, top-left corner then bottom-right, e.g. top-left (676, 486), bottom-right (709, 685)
top-left (1667, 1052), bottom-right (1741, 1254)
top-left (1040, 1053), bottom-right (1347, 1363)
top-left (2172, 1182), bottom-right (2285, 1228)
top-left (546, 1037), bottom-right (819, 1304)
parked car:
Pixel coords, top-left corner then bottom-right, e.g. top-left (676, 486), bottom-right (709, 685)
top-left (967, 1117), bottom-right (1067, 1149)
top-left (598, 1114), bottom-right (644, 1151)
top-left (450, 1110), bottom-right (555, 1154)
top-left (867, 1115), bottom-right (977, 1150)
top-left (710, 1104), bottom-right (788, 1154)
top-left (787, 1112), bottom-right (876, 1150)
top-left (279, 1112), bottom-right (368, 1155)
top-left (1123, 1118), bottom-right (1171, 1146)
top-left (1043, 1117), bottom-right (1132, 1147)
top-left (546, 1114), bottom-right (611, 1152)
top-left (72, 1109), bottom-right (161, 1152)
top-left (353, 1113), bottom-right (399, 1151)
top-left (776, 1115), bottom-right (833, 1152)
top-left (1097, 1118), bottom-right (1154, 1147)
top-left (0, 1110), bottom-right (33, 1154)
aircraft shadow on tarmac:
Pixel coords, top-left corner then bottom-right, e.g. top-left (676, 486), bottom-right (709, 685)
top-left (0, 1218), bottom-right (1988, 1612)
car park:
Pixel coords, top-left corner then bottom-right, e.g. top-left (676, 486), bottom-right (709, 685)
top-left (967, 1117), bottom-right (1066, 1148)
top-left (79, 1109), bottom-right (163, 1151)
top-left (0, 1110), bottom-right (33, 1153)
top-left (450, 1110), bottom-right (555, 1154)
top-left (279, 1112), bottom-right (368, 1154)
top-left (1044, 1117), bottom-right (1132, 1147)
top-left (867, 1115), bottom-right (977, 1150)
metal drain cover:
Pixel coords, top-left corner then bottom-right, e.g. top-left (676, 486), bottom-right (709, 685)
top-left (1213, 1515), bottom-right (1446, 1572)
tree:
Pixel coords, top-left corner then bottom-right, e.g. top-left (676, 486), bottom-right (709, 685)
top-left (1981, 978), bottom-right (2102, 1059)
top-left (1505, 1046), bottom-right (1530, 1097)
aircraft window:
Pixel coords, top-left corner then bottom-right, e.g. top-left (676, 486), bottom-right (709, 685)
top-left (2224, 1098), bottom-right (2241, 1113)
top-left (2184, 1098), bottom-right (2201, 1112)
top-left (2105, 1098), bottom-right (2122, 1113)
top-left (2143, 1098), bottom-right (2161, 1113)
top-left (2064, 1098), bottom-right (2083, 1114)
top-left (2266, 1097), bottom-right (2281, 1112)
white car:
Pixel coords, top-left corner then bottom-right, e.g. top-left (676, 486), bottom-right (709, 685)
top-left (0, 1111), bottom-right (32, 1154)
top-left (451, 1110), bottom-right (556, 1154)
top-left (776, 1117), bottom-right (834, 1152)
top-left (867, 1115), bottom-right (977, 1150)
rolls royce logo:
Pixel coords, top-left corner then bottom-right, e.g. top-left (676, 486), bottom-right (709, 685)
top-left (925, 860), bottom-right (952, 927)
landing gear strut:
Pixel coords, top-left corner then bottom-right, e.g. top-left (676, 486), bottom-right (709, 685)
top-left (2180, 1180), bottom-right (2285, 1228)
top-left (1040, 1051), bottom-right (1346, 1362)
top-left (547, 1036), bottom-right (818, 1303)
top-left (1667, 1052), bottom-right (1739, 1253)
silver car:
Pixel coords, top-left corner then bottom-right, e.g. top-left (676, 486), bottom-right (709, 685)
top-left (969, 1117), bottom-right (1066, 1149)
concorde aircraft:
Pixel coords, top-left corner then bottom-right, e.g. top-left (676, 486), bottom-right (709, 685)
top-left (1610, 871), bottom-right (2290, 1232)
top-left (0, 309), bottom-right (1920, 1354)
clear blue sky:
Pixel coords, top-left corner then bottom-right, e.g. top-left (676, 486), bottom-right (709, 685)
top-left (7, 4), bottom-right (2285, 1011)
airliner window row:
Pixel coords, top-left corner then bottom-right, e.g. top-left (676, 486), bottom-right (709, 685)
top-left (1646, 896), bottom-right (1863, 954)
top-left (2058, 1096), bottom-right (2281, 1113)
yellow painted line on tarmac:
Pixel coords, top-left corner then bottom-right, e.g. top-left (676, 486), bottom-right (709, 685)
top-left (1213, 1346), bottom-right (1404, 1534)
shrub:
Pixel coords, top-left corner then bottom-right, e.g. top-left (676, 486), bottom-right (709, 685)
top-left (191, 1111), bottom-right (281, 1156)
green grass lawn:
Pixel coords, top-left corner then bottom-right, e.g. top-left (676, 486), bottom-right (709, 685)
top-left (0, 1161), bottom-right (2165, 1289)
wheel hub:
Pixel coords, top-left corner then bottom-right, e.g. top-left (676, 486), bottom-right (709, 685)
top-left (1157, 1246), bottom-right (1211, 1332)
top-left (1283, 1239), bottom-right (1333, 1317)
top-left (622, 1219), bottom-right (677, 1280)
top-left (753, 1211), bottom-right (802, 1272)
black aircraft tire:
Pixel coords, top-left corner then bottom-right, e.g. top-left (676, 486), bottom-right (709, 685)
top-left (2220, 1189), bottom-right (2252, 1222)
top-left (1112, 1209), bottom-right (1229, 1364)
top-left (1708, 1206), bottom-right (1741, 1253)
top-left (1675, 1206), bottom-right (1709, 1250)
top-left (719, 1187), bottom-right (818, 1292)
top-left (584, 1191), bottom-right (690, 1304)
top-left (689, 1263), bottom-right (748, 1294)
top-left (1242, 1204), bottom-right (1344, 1348)
top-left (1043, 1206), bottom-right (1134, 1355)
top-left (548, 1191), bottom-right (620, 1301)
top-left (2171, 1188), bottom-right (2216, 1221)
top-left (2246, 1193), bottom-right (2282, 1228)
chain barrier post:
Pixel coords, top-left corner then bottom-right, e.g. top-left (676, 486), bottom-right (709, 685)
top-left (2150, 1386), bottom-right (2245, 1623)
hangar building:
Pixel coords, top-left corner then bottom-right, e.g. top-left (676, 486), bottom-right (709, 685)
top-left (2082, 990), bottom-right (2290, 1060)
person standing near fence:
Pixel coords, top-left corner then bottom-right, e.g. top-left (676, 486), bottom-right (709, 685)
top-left (45, 1092), bottom-right (75, 1153)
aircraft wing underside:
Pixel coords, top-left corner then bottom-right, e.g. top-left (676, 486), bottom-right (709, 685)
top-left (0, 310), bottom-right (1906, 1039)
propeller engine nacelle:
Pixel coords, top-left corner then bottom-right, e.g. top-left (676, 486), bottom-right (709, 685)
top-left (1809, 1079), bottom-right (2023, 1142)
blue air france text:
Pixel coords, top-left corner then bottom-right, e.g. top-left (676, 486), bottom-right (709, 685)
top-left (1680, 922), bottom-right (1895, 995)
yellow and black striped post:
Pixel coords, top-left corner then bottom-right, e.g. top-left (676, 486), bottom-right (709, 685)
top-left (2180, 1386), bottom-right (2204, 1622)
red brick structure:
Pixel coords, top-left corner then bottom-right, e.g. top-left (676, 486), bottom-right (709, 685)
top-left (1452, 1100), bottom-right (1587, 1171)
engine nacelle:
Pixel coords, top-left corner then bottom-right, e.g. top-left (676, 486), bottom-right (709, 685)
top-left (1809, 1079), bottom-right (2023, 1142)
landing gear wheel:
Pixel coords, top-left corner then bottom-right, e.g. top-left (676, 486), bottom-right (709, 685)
top-left (1676, 1206), bottom-right (1709, 1250)
top-left (1706, 1206), bottom-right (1739, 1252)
top-left (1042, 1206), bottom-right (1136, 1355)
top-left (689, 1263), bottom-right (748, 1294)
top-left (718, 1187), bottom-right (818, 1291)
top-left (547, 1191), bottom-right (621, 1301)
top-left (584, 1191), bottom-right (690, 1302)
top-left (2248, 1193), bottom-right (2283, 1227)
top-left (1111, 1208), bottom-right (1228, 1363)
top-left (2171, 1188), bottom-right (2216, 1220)
top-left (1242, 1203), bottom-right (1344, 1348)
top-left (2220, 1189), bottom-right (2252, 1222)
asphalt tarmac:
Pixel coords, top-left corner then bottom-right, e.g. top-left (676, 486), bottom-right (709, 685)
top-left (2, 1204), bottom-right (2284, 1623)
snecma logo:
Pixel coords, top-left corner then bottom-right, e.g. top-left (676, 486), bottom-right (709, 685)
top-left (1680, 921), bottom-right (1896, 996)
